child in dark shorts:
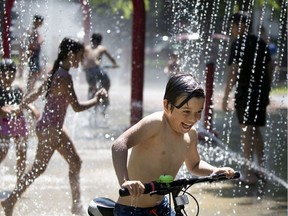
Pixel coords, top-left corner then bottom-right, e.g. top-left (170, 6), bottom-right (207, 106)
top-left (222, 11), bottom-right (273, 184)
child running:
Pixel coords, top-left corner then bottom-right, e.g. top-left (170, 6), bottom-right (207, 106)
top-left (0, 59), bottom-right (39, 184)
top-left (82, 33), bottom-right (118, 100)
top-left (112, 73), bottom-right (236, 215)
top-left (1, 37), bottom-right (107, 216)
top-left (26, 14), bottom-right (45, 93)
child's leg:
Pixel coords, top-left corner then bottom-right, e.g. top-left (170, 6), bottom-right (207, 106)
top-left (57, 127), bottom-right (84, 215)
top-left (253, 127), bottom-right (265, 167)
top-left (253, 127), bottom-right (266, 180)
top-left (0, 138), bottom-right (10, 164)
top-left (1, 131), bottom-right (56, 216)
top-left (240, 124), bottom-right (257, 183)
top-left (14, 137), bottom-right (28, 184)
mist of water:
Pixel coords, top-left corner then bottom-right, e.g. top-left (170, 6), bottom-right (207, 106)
top-left (164, 0), bottom-right (287, 192)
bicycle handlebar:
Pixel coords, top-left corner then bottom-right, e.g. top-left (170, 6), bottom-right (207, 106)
top-left (119, 171), bottom-right (240, 197)
top-left (102, 65), bottom-right (119, 69)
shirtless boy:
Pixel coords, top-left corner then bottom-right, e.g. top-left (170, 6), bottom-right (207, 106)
top-left (82, 33), bottom-right (118, 99)
top-left (112, 73), bottom-right (236, 215)
top-left (26, 14), bottom-right (45, 93)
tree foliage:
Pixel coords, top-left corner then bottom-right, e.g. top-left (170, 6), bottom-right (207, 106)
top-left (88, 0), bottom-right (150, 19)
top-left (87, 0), bottom-right (282, 18)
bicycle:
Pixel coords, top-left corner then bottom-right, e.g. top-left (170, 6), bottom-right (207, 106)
top-left (87, 171), bottom-right (240, 216)
top-left (88, 65), bottom-right (117, 127)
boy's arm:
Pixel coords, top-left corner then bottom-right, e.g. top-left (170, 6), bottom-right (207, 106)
top-left (103, 47), bottom-right (118, 67)
top-left (112, 121), bottom-right (147, 186)
top-left (185, 129), bottom-right (216, 176)
top-left (111, 135), bottom-right (130, 185)
top-left (185, 129), bottom-right (235, 177)
top-left (111, 114), bottom-right (161, 196)
top-left (222, 64), bottom-right (238, 111)
top-left (111, 126), bottom-right (143, 197)
top-left (111, 125), bottom-right (146, 197)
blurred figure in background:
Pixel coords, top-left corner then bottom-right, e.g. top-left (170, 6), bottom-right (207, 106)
top-left (82, 33), bottom-right (118, 116)
top-left (222, 11), bottom-right (274, 184)
top-left (82, 33), bottom-right (118, 99)
top-left (164, 53), bottom-right (181, 78)
top-left (26, 14), bottom-right (45, 93)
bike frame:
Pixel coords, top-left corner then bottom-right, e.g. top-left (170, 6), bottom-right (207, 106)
top-left (172, 186), bottom-right (188, 216)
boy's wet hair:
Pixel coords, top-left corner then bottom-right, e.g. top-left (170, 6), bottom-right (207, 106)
top-left (33, 14), bottom-right (44, 23)
top-left (0, 58), bottom-right (17, 73)
top-left (91, 33), bottom-right (102, 45)
top-left (164, 73), bottom-right (205, 111)
top-left (230, 11), bottom-right (251, 26)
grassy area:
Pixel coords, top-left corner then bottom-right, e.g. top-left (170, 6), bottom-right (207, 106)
top-left (271, 85), bottom-right (288, 95)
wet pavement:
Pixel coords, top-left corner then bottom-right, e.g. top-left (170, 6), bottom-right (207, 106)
top-left (0, 70), bottom-right (287, 216)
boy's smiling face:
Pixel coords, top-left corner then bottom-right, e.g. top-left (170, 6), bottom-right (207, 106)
top-left (164, 95), bottom-right (204, 134)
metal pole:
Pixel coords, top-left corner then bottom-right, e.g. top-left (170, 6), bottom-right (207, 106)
top-left (130, 0), bottom-right (146, 125)
top-left (204, 62), bottom-right (215, 131)
top-left (2, 0), bottom-right (15, 58)
top-left (80, 0), bottom-right (91, 45)
top-left (199, 62), bottom-right (218, 141)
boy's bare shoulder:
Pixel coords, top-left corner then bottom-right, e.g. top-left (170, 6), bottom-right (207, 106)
top-left (138, 111), bottom-right (164, 131)
top-left (142, 111), bottom-right (163, 123)
top-left (98, 45), bottom-right (107, 52)
top-left (187, 127), bottom-right (198, 142)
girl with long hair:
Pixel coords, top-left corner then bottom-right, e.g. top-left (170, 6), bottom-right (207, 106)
top-left (1, 37), bottom-right (107, 216)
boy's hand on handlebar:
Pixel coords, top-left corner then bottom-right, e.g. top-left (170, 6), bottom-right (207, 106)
top-left (113, 64), bottom-right (119, 68)
top-left (94, 88), bottom-right (108, 102)
top-left (121, 180), bottom-right (145, 197)
top-left (212, 167), bottom-right (236, 178)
